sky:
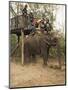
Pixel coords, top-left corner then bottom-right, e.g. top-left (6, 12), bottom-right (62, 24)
top-left (54, 5), bottom-right (65, 35)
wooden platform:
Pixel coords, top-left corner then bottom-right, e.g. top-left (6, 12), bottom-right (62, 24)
top-left (10, 15), bottom-right (32, 35)
top-left (10, 28), bottom-right (33, 35)
top-left (10, 15), bottom-right (40, 36)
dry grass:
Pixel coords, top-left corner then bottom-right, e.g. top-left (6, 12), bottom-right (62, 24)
top-left (10, 57), bottom-right (65, 88)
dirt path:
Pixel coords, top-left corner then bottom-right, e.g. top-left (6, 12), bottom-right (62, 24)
top-left (10, 57), bottom-right (65, 88)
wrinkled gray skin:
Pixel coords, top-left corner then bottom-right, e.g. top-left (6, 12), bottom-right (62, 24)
top-left (24, 32), bottom-right (61, 68)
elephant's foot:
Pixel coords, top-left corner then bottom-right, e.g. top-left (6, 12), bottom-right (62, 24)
top-left (57, 66), bottom-right (61, 69)
top-left (32, 59), bottom-right (36, 63)
top-left (44, 61), bottom-right (48, 65)
top-left (24, 58), bottom-right (30, 64)
top-left (43, 62), bottom-right (48, 67)
top-left (49, 65), bottom-right (61, 69)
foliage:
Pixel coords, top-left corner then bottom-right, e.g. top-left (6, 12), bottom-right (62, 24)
top-left (49, 32), bottom-right (65, 58)
top-left (10, 34), bottom-right (17, 52)
top-left (28, 3), bottom-right (56, 24)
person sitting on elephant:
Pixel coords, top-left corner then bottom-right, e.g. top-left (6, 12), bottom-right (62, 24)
top-left (22, 4), bottom-right (28, 17)
top-left (44, 18), bottom-right (53, 33)
top-left (29, 11), bottom-right (34, 23)
top-left (35, 21), bottom-right (39, 28)
top-left (28, 11), bottom-right (36, 35)
top-left (44, 18), bottom-right (53, 44)
top-left (28, 22), bottom-right (36, 35)
top-left (40, 18), bottom-right (45, 32)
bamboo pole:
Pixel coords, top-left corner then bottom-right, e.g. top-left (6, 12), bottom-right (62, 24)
top-left (21, 29), bottom-right (24, 65)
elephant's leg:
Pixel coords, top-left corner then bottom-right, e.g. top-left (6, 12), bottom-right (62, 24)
top-left (42, 47), bottom-right (48, 66)
top-left (43, 47), bottom-right (50, 65)
top-left (32, 53), bottom-right (36, 63)
top-left (56, 44), bottom-right (61, 69)
top-left (47, 47), bottom-right (50, 61)
top-left (24, 44), bottom-right (30, 64)
top-left (24, 50), bottom-right (29, 64)
top-left (43, 55), bottom-right (48, 65)
top-left (40, 39), bottom-right (49, 66)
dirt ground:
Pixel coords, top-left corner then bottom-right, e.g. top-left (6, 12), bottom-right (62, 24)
top-left (10, 57), bottom-right (65, 88)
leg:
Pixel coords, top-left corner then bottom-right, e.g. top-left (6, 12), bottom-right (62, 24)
top-left (32, 53), bottom-right (36, 63)
top-left (24, 47), bottom-right (30, 64)
top-left (40, 41), bottom-right (48, 66)
top-left (24, 42), bottom-right (30, 64)
top-left (42, 47), bottom-right (48, 66)
top-left (47, 47), bottom-right (50, 61)
top-left (56, 44), bottom-right (61, 69)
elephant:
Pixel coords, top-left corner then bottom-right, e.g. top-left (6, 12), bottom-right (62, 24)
top-left (24, 31), bottom-right (61, 68)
